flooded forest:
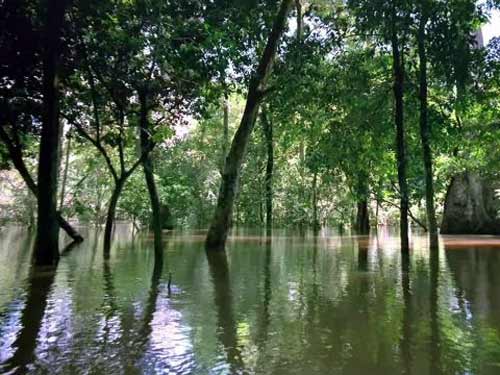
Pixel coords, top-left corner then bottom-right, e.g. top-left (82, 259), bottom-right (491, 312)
top-left (1, 0), bottom-right (500, 374)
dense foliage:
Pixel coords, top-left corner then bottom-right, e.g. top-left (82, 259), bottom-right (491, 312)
top-left (1, 0), bottom-right (499, 244)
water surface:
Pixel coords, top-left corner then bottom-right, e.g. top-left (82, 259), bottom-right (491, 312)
top-left (1, 226), bottom-right (500, 374)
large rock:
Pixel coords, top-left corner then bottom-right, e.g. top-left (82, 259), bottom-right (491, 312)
top-left (441, 172), bottom-right (500, 234)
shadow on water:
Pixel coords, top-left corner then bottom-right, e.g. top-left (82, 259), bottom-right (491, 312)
top-left (205, 250), bottom-right (244, 374)
top-left (2, 265), bottom-right (57, 373)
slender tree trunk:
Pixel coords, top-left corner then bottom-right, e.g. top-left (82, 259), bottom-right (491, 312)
top-left (391, 31), bottom-right (410, 253)
top-left (312, 172), bottom-right (320, 232)
top-left (220, 91), bottom-right (230, 175)
top-left (206, 0), bottom-right (293, 250)
top-left (354, 178), bottom-right (370, 234)
top-left (103, 178), bottom-right (125, 256)
top-left (355, 199), bottom-right (370, 234)
top-left (139, 91), bottom-right (162, 256)
top-left (417, 14), bottom-right (439, 251)
top-left (261, 108), bottom-right (274, 234)
top-left (34, 0), bottom-right (68, 265)
top-left (0, 128), bottom-right (83, 241)
top-left (59, 131), bottom-right (71, 210)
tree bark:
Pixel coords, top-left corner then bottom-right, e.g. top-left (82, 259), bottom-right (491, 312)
top-left (261, 107), bottom-right (274, 233)
top-left (417, 13), bottom-right (439, 251)
top-left (312, 172), bottom-right (320, 232)
top-left (34, 0), bottom-right (68, 265)
top-left (0, 127), bottom-right (83, 242)
top-left (59, 131), bottom-right (71, 210)
top-left (355, 199), bottom-right (370, 235)
top-left (220, 90), bottom-right (230, 175)
top-left (139, 90), bottom-right (163, 256)
top-left (441, 172), bottom-right (500, 234)
top-left (103, 178), bottom-right (125, 256)
top-left (205, 0), bottom-right (293, 250)
top-left (391, 29), bottom-right (410, 253)
top-left (354, 178), bottom-right (370, 234)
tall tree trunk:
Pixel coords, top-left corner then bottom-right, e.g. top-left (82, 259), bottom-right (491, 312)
top-left (0, 128), bottom-right (83, 242)
top-left (354, 178), bottom-right (370, 234)
top-left (391, 31), bottom-right (410, 253)
top-left (355, 199), bottom-right (370, 234)
top-left (59, 131), bottom-right (71, 210)
top-left (34, 0), bottom-right (68, 265)
top-left (261, 108), bottom-right (274, 234)
top-left (312, 172), bottom-right (320, 232)
top-left (220, 91), bottom-right (230, 175)
top-left (103, 178), bottom-right (125, 256)
top-left (139, 90), bottom-right (162, 256)
top-left (206, 0), bottom-right (293, 250)
top-left (417, 14), bottom-right (439, 251)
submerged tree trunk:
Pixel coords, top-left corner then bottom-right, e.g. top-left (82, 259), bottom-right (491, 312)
top-left (139, 90), bottom-right (162, 256)
top-left (391, 30), bottom-right (410, 253)
top-left (34, 0), bottom-right (68, 265)
top-left (0, 127), bottom-right (83, 242)
top-left (417, 13), bottom-right (439, 250)
top-left (103, 178), bottom-right (126, 256)
top-left (355, 199), bottom-right (370, 235)
top-left (206, 0), bottom-right (293, 250)
top-left (354, 178), bottom-right (370, 234)
top-left (312, 172), bottom-right (320, 232)
top-left (261, 107), bottom-right (274, 234)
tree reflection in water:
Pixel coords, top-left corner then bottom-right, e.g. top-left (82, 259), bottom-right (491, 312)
top-left (401, 250), bottom-right (412, 375)
top-left (429, 251), bottom-right (441, 375)
top-left (205, 249), bottom-right (244, 374)
top-left (4, 265), bottom-right (56, 373)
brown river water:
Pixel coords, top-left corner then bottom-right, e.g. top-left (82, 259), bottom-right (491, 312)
top-left (1, 225), bottom-right (500, 374)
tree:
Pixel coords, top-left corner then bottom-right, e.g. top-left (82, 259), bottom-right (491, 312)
top-left (206, 0), bottom-right (294, 250)
top-left (34, 0), bottom-right (70, 265)
top-left (0, 0), bottom-right (83, 247)
top-left (348, 0), bottom-right (412, 251)
top-left (261, 106), bottom-right (274, 233)
top-left (67, 0), bottom-right (212, 255)
top-left (416, 0), bottom-right (438, 249)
